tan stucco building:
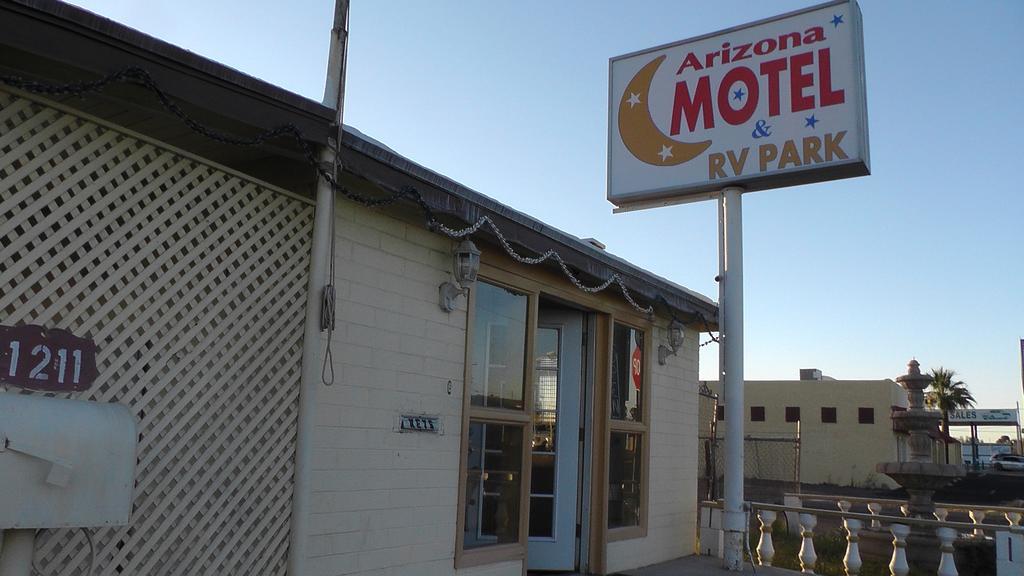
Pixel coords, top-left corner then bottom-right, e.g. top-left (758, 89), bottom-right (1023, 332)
top-left (704, 372), bottom-right (912, 489)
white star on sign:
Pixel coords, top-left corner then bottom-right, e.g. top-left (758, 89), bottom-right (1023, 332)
top-left (627, 92), bottom-right (641, 108)
top-left (658, 145), bottom-right (673, 161)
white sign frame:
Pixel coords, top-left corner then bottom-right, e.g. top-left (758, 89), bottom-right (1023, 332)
top-left (607, 0), bottom-right (869, 210)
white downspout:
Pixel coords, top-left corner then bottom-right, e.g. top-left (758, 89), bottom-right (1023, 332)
top-left (288, 2), bottom-right (349, 575)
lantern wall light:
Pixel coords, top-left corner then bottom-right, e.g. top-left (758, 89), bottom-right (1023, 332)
top-left (438, 239), bottom-right (481, 313)
top-left (657, 319), bottom-right (685, 365)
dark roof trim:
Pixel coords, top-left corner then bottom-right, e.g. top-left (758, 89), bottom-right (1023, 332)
top-left (1, 0), bottom-right (717, 324)
top-left (1, 0), bottom-right (334, 144)
top-left (339, 129), bottom-right (719, 324)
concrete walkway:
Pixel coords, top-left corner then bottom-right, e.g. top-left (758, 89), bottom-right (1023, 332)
top-left (615, 555), bottom-right (798, 576)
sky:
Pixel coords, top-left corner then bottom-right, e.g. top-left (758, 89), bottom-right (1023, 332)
top-left (65, 1), bottom-right (1024, 421)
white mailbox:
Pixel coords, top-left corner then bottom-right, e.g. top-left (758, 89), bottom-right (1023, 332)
top-left (0, 392), bottom-right (137, 528)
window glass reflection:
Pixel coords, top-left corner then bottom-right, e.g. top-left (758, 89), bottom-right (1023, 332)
top-left (464, 422), bottom-right (523, 548)
top-left (608, 431), bottom-right (642, 528)
top-left (611, 323), bottom-right (643, 422)
top-left (470, 282), bottom-right (527, 410)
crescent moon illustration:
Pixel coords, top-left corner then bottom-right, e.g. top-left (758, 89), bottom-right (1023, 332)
top-left (618, 55), bottom-right (712, 166)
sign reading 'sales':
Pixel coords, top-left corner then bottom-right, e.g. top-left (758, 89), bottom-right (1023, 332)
top-left (608, 0), bottom-right (869, 208)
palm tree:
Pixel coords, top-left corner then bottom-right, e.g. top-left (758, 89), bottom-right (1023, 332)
top-left (926, 367), bottom-right (976, 463)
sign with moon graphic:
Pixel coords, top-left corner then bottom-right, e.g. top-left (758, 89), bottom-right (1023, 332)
top-left (608, 0), bottom-right (869, 209)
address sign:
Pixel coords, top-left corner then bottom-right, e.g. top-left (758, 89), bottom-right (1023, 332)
top-left (0, 325), bottom-right (98, 392)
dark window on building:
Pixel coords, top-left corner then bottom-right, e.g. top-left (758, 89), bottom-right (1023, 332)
top-left (750, 406), bottom-right (765, 422)
top-left (821, 407), bottom-right (837, 423)
top-left (859, 407), bottom-right (874, 424)
top-left (785, 406), bottom-right (800, 422)
top-left (716, 405), bottom-right (725, 421)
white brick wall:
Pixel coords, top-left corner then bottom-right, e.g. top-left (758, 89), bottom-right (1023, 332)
top-left (307, 199), bottom-right (701, 575)
top-left (606, 325), bottom-right (700, 573)
top-left (308, 200), bottom-right (491, 576)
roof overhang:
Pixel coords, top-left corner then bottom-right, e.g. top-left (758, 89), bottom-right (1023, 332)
top-left (0, 0), bottom-right (719, 326)
top-left (338, 129), bottom-right (718, 325)
top-left (0, 0), bottom-right (334, 193)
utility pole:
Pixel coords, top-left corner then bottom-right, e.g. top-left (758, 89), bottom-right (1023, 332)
top-left (290, 2), bottom-right (349, 575)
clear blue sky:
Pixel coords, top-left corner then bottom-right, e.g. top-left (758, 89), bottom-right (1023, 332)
top-left (67, 1), bottom-right (1024, 416)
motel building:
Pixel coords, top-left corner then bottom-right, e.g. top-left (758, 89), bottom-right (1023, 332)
top-left (0, 2), bottom-right (719, 575)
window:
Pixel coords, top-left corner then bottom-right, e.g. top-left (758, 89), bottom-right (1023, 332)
top-left (859, 407), bottom-right (874, 424)
top-left (608, 322), bottom-right (647, 533)
top-left (785, 406), bottom-right (800, 423)
top-left (611, 324), bottom-right (643, 423)
top-left (750, 406), bottom-right (765, 422)
top-left (459, 281), bottom-right (531, 561)
top-left (716, 405), bottom-right (725, 421)
top-left (821, 407), bottom-right (837, 423)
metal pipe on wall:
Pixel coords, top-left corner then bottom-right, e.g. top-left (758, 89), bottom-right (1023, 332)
top-left (288, 2), bottom-right (348, 575)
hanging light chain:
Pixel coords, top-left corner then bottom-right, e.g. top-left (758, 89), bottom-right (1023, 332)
top-left (0, 66), bottom-right (712, 320)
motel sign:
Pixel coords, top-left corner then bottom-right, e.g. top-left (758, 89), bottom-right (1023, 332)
top-left (608, 0), bottom-right (869, 208)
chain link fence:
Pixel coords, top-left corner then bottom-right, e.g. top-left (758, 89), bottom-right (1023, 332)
top-left (697, 383), bottom-right (801, 502)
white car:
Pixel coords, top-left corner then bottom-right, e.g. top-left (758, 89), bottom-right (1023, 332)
top-left (991, 453), bottom-right (1024, 471)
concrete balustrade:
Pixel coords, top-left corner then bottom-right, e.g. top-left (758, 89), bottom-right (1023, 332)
top-left (888, 524), bottom-right (910, 576)
top-left (867, 502), bottom-right (882, 530)
top-left (843, 518), bottom-right (862, 576)
top-left (702, 500), bottom-right (1024, 576)
top-left (970, 509), bottom-right (987, 538)
top-left (798, 513), bottom-right (818, 574)
top-left (757, 510), bottom-right (776, 566)
top-left (935, 527), bottom-right (958, 576)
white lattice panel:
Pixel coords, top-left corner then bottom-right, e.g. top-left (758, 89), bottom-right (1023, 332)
top-left (0, 90), bottom-right (313, 575)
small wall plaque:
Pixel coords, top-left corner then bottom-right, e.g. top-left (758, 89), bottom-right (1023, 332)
top-left (398, 414), bottom-right (442, 434)
top-left (0, 325), bottom-right (98, 392)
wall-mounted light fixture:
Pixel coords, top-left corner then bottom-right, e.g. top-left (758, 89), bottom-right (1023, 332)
top-left (657, 319), bottom-right (685, 365)
top-left (439, 239), bottom-right (481, 312)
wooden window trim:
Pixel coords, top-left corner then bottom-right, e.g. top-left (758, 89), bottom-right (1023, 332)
top-left (603, 317), bottom-right (651, 543)
top-left (454, 276), bottom-right (538, 570)
top-left (455, 253), bottom-right (668, 574)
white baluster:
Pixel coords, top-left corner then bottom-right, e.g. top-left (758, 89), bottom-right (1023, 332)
top-left (889, 524), bottom-right (910, 576)
top-left (969, 509), bottom-right (986, 538)
top-left (757, 510), bottom-right (776, 566)
top-left (799, 513), bottom-right (818, 574)
top-left (843, 518), bottom-right (863, 576)
top-left (867, 502), bottom-right (882, 530)
top-left (1006, 511), bottom-right (1022, 526)
top-left (936, 526), bottom-right (959, 576)
top-left (838, 500), bottom-right (852, 514)
top-left (934, 507), bottom-right (949, 522)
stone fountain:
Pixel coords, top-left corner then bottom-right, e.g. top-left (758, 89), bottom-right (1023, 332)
top-left (873, 359), bottom-right (965, 571)
top-left (877, 359), bottom-right (963, 518)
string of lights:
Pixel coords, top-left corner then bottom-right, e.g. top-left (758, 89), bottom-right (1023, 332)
top-left (1, 66), bottom-right (720, 343)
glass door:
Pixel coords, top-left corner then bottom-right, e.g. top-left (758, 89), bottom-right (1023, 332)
top-left (527, 310), bottom-right (583, 571)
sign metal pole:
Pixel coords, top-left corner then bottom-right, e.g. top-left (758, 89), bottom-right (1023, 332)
top-left (719, 186), bottom-right (745, 570)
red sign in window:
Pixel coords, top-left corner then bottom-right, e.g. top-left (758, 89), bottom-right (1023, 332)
top-left (631, 343), bottom-right (643, 390)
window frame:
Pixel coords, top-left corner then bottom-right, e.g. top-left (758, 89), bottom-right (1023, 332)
top-left (453, 256), bottom-right (659, 574)
top-left (785, 406), bottom-right (801, 423)
top-left (605, 317), bottom-right (651, 543)
top-left (821, 406), bottom-right (837, 424)
top-left (750, 406), bottom-right (766, 422)
top-left (858, 407), bottom-right (875, 424)
top-left (455, 277), bottom-right (537, 569)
